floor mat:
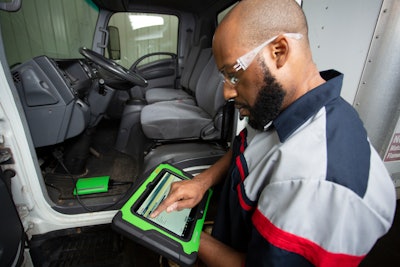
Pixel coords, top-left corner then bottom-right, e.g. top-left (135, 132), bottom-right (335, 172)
top-left (44, 119), bottom-right (140, 202)
top-left (45, 149), bottom-right (137, 200)
top-left (29, 225), bottom-right (161, 267)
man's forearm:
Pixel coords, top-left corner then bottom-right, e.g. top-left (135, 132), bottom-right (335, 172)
top-left (198, 232), bottom-right (245, 267)
top-left (194, 148), bottom-right (233, 190)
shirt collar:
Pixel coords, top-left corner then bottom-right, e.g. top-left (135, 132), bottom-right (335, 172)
top-left (271, 70), bottom-right (344, 142)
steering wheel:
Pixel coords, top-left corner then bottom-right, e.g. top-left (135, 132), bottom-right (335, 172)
top-left (79, 47), bottom-right (148, 87)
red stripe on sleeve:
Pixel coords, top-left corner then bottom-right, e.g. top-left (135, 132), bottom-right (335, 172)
top-left (235, 155), bottom-right (245, 181)
top-left (252, 209), bottom-right (364, 267)
top-left (236, 183), bottom-right (253, 211)
top-left (239, 130), bottom-right (246, 153)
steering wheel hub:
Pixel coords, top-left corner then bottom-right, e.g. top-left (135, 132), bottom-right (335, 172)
top-left (79, 47), bottom-right (148, 88)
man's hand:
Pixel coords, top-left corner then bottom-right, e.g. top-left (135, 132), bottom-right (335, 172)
top-left (150, 175), bottom-right (208, 218)
top-left (151, 149), bottom-right (233, 218)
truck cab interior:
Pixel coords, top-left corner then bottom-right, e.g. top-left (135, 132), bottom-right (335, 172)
top-left (1, 0), bottom-right (399, 266)
top-left (8, 0), bottom-right (237, 214)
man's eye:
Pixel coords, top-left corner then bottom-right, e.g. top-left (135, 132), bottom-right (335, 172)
top-left (229, 75), bottom-right (239, 85)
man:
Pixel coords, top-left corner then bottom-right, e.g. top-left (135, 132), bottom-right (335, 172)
top-left (151, 0), bottom-right (396, 266)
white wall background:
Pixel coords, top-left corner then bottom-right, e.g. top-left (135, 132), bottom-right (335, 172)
top-left (303, 0), bottom-right (383, 104)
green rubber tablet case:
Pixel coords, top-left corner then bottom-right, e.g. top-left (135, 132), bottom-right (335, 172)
top-left (112, 163), bottom-right (212, 267)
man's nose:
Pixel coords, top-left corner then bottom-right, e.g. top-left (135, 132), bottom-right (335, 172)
top-left (223, 83), bottom-right (238, 100)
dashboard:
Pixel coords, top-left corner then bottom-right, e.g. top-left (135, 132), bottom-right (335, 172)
top-left (11, 56), bottom-right (97, 147)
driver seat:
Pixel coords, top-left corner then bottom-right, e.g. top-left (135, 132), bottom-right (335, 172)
top-left (140, 54), bottom-right (226, 140)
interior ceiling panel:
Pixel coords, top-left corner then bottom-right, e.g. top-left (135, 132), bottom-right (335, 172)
top-left (92, 0), bottom-right (230, 13)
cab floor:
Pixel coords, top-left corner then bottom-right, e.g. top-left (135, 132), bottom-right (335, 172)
top-left (29, 224), bottom-right (160, 267)
top-left (27, 200), bottom-right (399, 267)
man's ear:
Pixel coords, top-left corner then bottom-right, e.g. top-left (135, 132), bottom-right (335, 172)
top-left (270, 35), bottom-right (289, 69)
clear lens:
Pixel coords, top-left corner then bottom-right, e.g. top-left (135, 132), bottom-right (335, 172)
top-left (220, 71), bottom-right (240, 87)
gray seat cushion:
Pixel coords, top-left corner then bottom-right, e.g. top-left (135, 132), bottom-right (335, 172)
top-left (141, 102), bottom-right (213, 139)
top-left (144, 88), bottom-right (195, 105)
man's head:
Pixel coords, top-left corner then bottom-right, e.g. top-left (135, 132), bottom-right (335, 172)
top-left (213, 0), bottom-right (323, 130)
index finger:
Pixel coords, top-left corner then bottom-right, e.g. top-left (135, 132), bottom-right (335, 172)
top-left (150, 190), bottom-right (181, 218)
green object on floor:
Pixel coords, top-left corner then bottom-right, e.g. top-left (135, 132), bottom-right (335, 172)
top-left (73, 176), bottom-right (110, 195)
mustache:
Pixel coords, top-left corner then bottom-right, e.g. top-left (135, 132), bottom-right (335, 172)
top-left (233, 101), bottom-right (250, 110)
top-left (233, 102), bottom-right (251, 120)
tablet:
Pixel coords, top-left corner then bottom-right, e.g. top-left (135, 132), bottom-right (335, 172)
top-left (112, 163), bottom-right (212, 267)
top-left (134, 170), bottom-right (195, 238)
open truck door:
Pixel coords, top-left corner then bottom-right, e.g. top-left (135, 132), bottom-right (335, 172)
top-left (0, 169), bottom-right (25, 267)
top-left (0, 1), bottom-right (26, 266)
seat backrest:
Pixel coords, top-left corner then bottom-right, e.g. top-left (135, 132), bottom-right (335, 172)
top-left (195, 56), bottom-right (224, 117)
top-left (187, 48), bottom-right (212, 94)
top-left (179, 36), bottom-right (208, 89)
top-left (194, 55), bottom-right (230, 140)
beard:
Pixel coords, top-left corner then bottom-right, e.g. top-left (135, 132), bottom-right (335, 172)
top-left (247, 63), bottom-right (286, 130)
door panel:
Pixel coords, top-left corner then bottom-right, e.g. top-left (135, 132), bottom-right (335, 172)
top-left (0, 169), bottom-right (25, 267)
top-left (133, 53), bottom-right (178, 89)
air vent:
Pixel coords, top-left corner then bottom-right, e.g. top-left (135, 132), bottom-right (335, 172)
top-left (12, 71), bottom-right (21, 85)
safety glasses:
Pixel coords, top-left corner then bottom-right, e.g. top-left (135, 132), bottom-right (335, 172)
top-left (220, 33), bottom-right (303, 87)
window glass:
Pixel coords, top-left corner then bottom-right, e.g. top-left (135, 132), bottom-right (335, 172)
top-left (0, 0), bottom-right (98, 66)
top-left (108, 13), bottom-right (178, 69)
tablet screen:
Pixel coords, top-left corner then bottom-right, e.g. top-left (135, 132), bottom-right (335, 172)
top-left (135, 171), bottom-right (194, 237)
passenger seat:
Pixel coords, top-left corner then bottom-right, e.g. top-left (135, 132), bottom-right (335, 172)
top-left (145, 36), bottom-right (209, 104)
top-left (140, 54), bottom-right (225, 140)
